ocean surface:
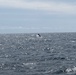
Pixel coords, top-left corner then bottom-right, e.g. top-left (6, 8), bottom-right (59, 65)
top-left (0, 33), bottom-right (76, 75)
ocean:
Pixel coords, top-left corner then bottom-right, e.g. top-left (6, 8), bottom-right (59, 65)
top-left (0, 33), bottom-right (76, 75)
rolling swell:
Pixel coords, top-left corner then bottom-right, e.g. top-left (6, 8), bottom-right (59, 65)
top-left (0, 33), bottom-right (76, 75)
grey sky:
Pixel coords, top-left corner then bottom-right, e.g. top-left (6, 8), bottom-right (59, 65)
top-left (0, 0), bottom-right (76, 33)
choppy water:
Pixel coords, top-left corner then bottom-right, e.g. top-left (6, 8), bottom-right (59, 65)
top-left (0, 33), bottom-right (76, 75)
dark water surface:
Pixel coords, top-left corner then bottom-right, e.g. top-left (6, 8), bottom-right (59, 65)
top-left (0, 33), bottom-right (76, 75)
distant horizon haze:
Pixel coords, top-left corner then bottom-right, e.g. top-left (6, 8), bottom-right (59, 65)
top-left (0, 0), bottom-right (76, 33)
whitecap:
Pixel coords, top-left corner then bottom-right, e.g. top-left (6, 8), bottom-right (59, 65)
top-left (5, 54), bottom-right (9, 58)
top-left (72, 66), bottom-right (76, 72)
top-left (23, 62), bottom-right (36, 66)
top-left (66, 66), bottom-right (76, 74)
top-left (71, 41), bottom-right (76, 43)
top-left (66, 68), bottom-right (72, 73)
top-left (22, 62), bottom-right (36, 69)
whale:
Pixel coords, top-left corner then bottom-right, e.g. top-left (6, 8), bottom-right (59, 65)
top-left (36, 34), bottom-right (42, 38)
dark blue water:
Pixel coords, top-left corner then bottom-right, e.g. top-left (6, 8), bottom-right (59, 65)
top-left (0, 33), bottom-right (76, 75)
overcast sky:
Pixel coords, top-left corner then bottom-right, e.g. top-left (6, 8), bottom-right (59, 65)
top-left (0, 0), bottom-right (76, 33)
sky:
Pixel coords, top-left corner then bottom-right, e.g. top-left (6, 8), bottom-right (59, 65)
top-left (0, 0), bottom-right (76, 33)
